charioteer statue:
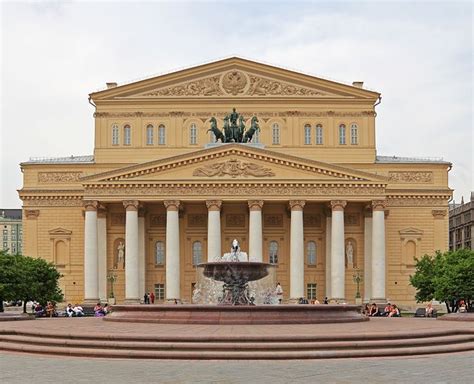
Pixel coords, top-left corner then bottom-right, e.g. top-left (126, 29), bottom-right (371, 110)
top-left (207, 108), bottom-right (260, 144)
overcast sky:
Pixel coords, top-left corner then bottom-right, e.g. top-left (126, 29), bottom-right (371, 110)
top-left (1, 0), bottom-right (472, 208)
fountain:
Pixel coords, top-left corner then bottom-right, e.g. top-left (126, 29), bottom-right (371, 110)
top-left (105, 240), bottom-right (367, 324)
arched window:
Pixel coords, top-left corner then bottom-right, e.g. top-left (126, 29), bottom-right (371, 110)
top-left (155, 241), bottom-right (165, 265)
top-left (192, 241), bottom-right (202, 265)
top-left (112, 124), bottom-right (119, 145)
top-left (190, 123), bottom-right (197, 145)
top-left (269, 241), bottom-right (278, 264)
top-left (124, 124), bottom-right (131, 145)
top-left (146, 124), bottom-right (154, 145)
top-left (307, 241), bottom-right (317, 265)
top-left (339, 124), bottom-right (346, 145)
top-left (304, 124), bottom-right (311, 145)
top-left (158, 124), bottom-right (166, 145)
top-left (272, 123), bottom-right (280, 145)
top-left (316, 124), bottom-right (323, 145)
top-left (350, 123), bottom-right (358, 145)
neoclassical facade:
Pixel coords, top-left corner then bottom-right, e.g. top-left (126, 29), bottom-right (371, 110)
top-left (19, 58), bottom-right (451, 306)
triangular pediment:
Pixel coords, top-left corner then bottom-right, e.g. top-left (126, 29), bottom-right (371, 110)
top-left (399, 227), bottom-right (424, 237)
top-left (90, 57), bottom-right (379, 101)
top-left (81, 144), bottom-right (387, 184)
top-left (48, 227), bottom-right (72, 236)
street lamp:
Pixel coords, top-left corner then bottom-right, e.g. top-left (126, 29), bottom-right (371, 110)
top-left (352, 268), bottom-right (363, 304)
top-left (107, 273), bottom-right (117, 304)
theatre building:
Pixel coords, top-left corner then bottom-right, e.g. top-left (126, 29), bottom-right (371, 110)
top-left (19, 58), bottom-right (451, 306)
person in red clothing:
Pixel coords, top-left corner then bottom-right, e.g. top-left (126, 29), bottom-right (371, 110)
top-left (150, 291), bottom-right (155, 304)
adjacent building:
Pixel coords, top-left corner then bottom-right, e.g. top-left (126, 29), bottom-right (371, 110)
top-left (19, 57), bottom-right (452, 305)
top-left (0, 209), bottom-right (22, 255)
top-left (449, 193), bottom-right (473, 251)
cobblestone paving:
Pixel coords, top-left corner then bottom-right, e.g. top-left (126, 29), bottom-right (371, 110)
top-left (1, 351), bottom-right (473, 383)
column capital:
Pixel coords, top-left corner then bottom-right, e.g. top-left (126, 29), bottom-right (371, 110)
top-left (97, 205), bottom-right (107, 218)
top-left (164, 200), bottom-right (180, 211)
top-left (84, 200), bottom-right (99, 211)
top-left (289, 200), bottom-right (305, 211)
top-left (206, 200), bottom-right (223, 211)
top-left (25, 209), bottom-right (40, 219)
top-left (372, 200), bottom-right (387, 211)
top-left (330, 200), bottom-right (347, 211)
top-left (432, 209), bottom-right (447, 218)
top-left (123, 200), bottom-right (140, 211)
top-left (248, 200), bottom-right (264, 211)
top-left (363, 205), bottom-right (373, 218)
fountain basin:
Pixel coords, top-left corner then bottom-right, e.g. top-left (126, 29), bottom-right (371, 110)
top-left (104, 304), bottom-right (368, 324)
top-left (200, 261), bottom-right (270, 283)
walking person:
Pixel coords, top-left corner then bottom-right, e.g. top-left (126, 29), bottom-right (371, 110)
top-left (275, 282), bottom-right (283, 304)
top-left (150, 291), bottom-right (155, 304)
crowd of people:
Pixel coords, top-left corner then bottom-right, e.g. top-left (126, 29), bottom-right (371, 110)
top-left (143, 292), bottom-right (156, 304)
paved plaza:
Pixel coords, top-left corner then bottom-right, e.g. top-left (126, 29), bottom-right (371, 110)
top-left (1, 351), bottom-right (473, 383)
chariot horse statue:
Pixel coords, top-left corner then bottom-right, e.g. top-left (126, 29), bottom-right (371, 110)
top-left (243, 116), bottom-right (260, 143)
top-left (207, 117), bottom-right (225, 143)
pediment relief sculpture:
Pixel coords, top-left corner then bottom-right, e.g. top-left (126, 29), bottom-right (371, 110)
top-left (140, 70), bottom-right (335, 97)
top-left (193, 159), bottom-right (275, 178)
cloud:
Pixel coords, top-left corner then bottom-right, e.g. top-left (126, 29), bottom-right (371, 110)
top-left (0, 1), bottom-right (472, 207)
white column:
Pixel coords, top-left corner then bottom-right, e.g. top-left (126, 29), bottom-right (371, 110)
top-left (363, 209), bottom-right (372, 302)
top-left (206, 200), bottom-right (222, 262)
top-left (371, 200), bottom-right (386, 301)
top-left (289, 200), bottom-right (305, 300)
top-left (248, 200), bottom-right (264, 262)
top-left (138, 210), bottom-right (146, 299)
top-left (97, 209), bottom-right (107, 303)
top-left (330, 200), bottom-right (346, 301)
top-left (165, 200), bottom-right (180, 301)
top-left (84, 201), bottom-right (99, 303)
top-left (325, 213), bottom-right (332, 299)
top-left (124, 200), bottom-right (140, 303)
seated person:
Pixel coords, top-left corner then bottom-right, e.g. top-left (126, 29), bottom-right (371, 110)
top-left (312, 298), bottom-right (320, 304)
top-left (45, 301), bottom-right (56, 318)
top-left (73, 304), bottom-right (84, 317)
top-left (362, 304), bottom-right (370, 316)
top-left (103, 304), bottom-right (110, 314)
top-left (298, 297), bottom-right (309, 304)
top-left (425, 303), bottom-right (434, 317)
top-left (65, 303), bottom-right (75, 317)
top-left (459, 300), bottom-right (467, 313)
top-left (388, 305), bottom-right (400, 317)
top-left (369, 303), bottom-right (379, 316)
top-left (34, 303), bottom-right (45, 317)
top-left (94, 303), bottom-right (106, 317)
top-left (382, 303), bottom-right (393, 317)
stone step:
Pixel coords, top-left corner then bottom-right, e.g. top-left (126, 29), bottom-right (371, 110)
top-left (1, 340), bottom-right (474, 359)
top-left (1, 333), bottom-right (473, 352)
top-left (2, 327), bottom-right (472, 343)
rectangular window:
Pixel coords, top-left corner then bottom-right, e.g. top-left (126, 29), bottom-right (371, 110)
top-left (154, 283), bottom-right (165, 301)
top-left (350, 124), bottom-right (358, 145)
top-left (306, 283), bottom-right (317, 300)
top-left (112, 125), bottom-right (119, 145)
top-left (316, 125), bottom-right (323, 145)
top-left (3, 242), bottom-right (7, 250)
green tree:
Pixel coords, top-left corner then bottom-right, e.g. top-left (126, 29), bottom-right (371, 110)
top-left (0, 250), bottom-right (63, 313)
top-left (434, 249), bottom-right (474, 310)
top-left (410, 249), bottom-right (474, 313)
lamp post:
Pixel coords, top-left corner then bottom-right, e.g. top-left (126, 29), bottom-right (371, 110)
top-left (107, 273), bottom-right (117, 304)
top-left (353, 268), bottom-right (363, 305)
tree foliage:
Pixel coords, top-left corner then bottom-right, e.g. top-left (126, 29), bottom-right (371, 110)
top-left (0, 250), bottom-right (63, 313)
top-left (410, 249), bottom-right (474, 309)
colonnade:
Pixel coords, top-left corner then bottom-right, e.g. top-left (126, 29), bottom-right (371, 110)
top-left (83, 199), bottom-right (387, 303)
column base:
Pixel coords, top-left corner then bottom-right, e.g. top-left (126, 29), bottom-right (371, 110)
top-left (288, 298), bottom-right (301, 304)
top-left (329, 297), bottom-right (346, 304)
top-left (83, 298), bottom-right (100, 305)
top-left (124, 298), bottom-right (141, 304)
top-left (166, 298), bottom-right (182, 304)
top-left (370, 298), bottom-right (387, 305)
